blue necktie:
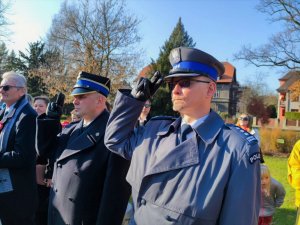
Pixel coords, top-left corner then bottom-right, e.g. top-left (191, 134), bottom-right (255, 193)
top-left (181, 124), bottom-right (193, 142)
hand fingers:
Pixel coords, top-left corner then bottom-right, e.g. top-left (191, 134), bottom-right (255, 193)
top-left (150, 71), bottom-right (162, 83)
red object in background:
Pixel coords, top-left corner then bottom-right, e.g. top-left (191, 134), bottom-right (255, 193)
top-left (61, 121), bottom-right (70, 128)
top-left (0, 122), bottom-right (3, 132)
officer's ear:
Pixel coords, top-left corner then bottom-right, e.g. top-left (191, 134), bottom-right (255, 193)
top-left (97, 93), bottom-right (106, 105)
top-left (207, 81), bottom-right (216, 97)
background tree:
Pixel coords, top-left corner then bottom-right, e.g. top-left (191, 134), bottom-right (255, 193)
top-left (289, 79), bottom-right (300, 101)
top-left (7, 41), bottom-right (66, 97)
top-left (47, 0), bottom-right (141, 100)
top-left (0, 42), bottom-right (8, 74)
top-left (235, 0), bottom-right (300, 70)
top-left (238, 73), bottom-right (277, 124)
top-left (0, 0), bottom-right (11, 41)
top-left (149, 17), bottom-right (196, 116)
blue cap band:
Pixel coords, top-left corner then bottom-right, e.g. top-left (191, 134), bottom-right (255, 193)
top-left (172, 61), bottom-right (218, 80)
top-left (74, 79), bottom-right (109, 96)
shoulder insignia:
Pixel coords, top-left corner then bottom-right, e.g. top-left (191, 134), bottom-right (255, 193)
top-left (249, 152), bottom-right (261, 164)
top-left (150, 115), bottom-right (177, 121)
top-left (226, 123), bottom-right (258, 144)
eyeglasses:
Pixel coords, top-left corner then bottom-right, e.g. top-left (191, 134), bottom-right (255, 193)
top-left (144, 104), bottom-right (151, 108)
top-left (166, 78), bottom-right (211, 91)
top-left (0, 85), bottom-right (24, 91)
top-left (239, 117), bottom-right (249, 121)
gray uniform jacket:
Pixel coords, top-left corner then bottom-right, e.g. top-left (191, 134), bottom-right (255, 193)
top-left (105, 91), bottom-right (261, 225)
top-left (36, 110), bottom-right (131, 225)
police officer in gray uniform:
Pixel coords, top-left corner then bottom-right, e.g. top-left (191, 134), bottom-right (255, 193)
top-left (105, 47), bottom-right (261, 225)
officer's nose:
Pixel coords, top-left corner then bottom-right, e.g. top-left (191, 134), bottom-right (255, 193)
top-left (172, 82), bottom-right (182, 94)
top-left (73, 97), bottom-right (79, 105)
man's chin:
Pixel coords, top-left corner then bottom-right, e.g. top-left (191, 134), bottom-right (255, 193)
top-left (172, 104), bottom-right (183, 112)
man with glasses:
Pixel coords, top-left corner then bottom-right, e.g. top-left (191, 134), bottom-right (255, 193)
top-left (0, 71), bottom-right (38, 225)
top-left (105, 47), bottom-right (261, 225)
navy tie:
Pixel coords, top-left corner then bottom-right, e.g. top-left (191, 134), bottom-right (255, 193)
top-left (181, 124), bottom-right (193, 142)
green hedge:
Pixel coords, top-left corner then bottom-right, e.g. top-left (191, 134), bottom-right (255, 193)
top-left (285, 112), bottom-right (300, 120)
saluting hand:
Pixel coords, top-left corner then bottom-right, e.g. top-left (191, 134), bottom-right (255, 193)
top-left (131, 71), bottom-right (163, 101)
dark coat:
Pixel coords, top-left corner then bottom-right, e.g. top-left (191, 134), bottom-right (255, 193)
top-left (36, 110), bottom-right (131, 225)
top-left (0, 99), bottom-right (38, 224)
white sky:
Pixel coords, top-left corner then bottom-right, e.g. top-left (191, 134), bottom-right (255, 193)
top-left (4, 0), bottom-right (286, 93)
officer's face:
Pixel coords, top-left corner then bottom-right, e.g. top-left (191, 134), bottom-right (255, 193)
top-left (72, 92), bottom-right (104, 118)
top-left (170, 76), bottom-right (216, 115)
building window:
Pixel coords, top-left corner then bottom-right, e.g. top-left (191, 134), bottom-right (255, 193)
top-left (214, 90), bottom-right (220, 98)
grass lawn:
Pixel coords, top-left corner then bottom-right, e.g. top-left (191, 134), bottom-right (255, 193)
top-left (264, 155), bottom-right (297, 225)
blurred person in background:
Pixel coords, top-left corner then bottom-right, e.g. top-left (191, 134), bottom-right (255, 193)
top-left (236, 113), bottom-right (264, 163)
top-left (259, 164), bottom-right (285, 225)
top-left (288, 140), bottom-right (300, 225)
top-left (136, 99), bottom-right (151, 127)
top-left (33, 95), bottom-right (51, 225)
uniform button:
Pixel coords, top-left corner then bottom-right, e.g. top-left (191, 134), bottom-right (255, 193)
top-left (57, 163), bottom-right (62, 168)
top-left (140, 199), bottom-right (146, 205)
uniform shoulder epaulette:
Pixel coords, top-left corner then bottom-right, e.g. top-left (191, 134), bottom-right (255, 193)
top-left (226, 123), bottom-right (258, 144)
top-left (150, 115), bottom-right (177, 121)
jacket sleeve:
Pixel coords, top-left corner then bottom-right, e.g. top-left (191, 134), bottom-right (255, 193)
top-left (105, 91), bottom-right (145, 160)
top-left (218, 142), bottom-right (261, 225)
top-left (96, 151), bottom-right (131, 225)
top-left (0, 113), bottom-right (36, 168)
top-left (36, 114), bottom-right (61, 158)
top-left (273, 178), bottom-right (286, 208)
top-left (288, 140), bottom-right (300, 189)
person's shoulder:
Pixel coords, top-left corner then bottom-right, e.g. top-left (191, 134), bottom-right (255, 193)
top-left (63, 120), bottom-right (80, 129)
top-left (271, 177), bottom-right (285, 189)
top-left (225, 123), bottom-right (258, 145)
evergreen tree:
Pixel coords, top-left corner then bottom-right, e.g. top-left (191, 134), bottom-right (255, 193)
top-left (16, 41), bottom-right (48, 96)
top-left (151, 17), bottom-right (196, 116)
top-left (3, 50), bottom-right (20, 72)
top-left (0, 42), bottom-right (8, 74)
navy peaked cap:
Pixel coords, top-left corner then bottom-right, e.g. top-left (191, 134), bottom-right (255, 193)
top-left (165, 47), bottom-right (225, 81)
top-left (71, 71), bottom-right (110, 97)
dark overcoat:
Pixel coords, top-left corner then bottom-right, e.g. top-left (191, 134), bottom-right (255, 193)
top-left (36, 110), bottom-right (131, 225)
top-left (0, 97), bottom-right (38, 224)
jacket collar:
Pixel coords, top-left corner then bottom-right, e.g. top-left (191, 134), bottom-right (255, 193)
top-left (157, 110), bottom-right (224, 144)
top-left (57, 110), bottom-right (109, 161)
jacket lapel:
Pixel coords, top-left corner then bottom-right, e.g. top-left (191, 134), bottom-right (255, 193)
top-left (144, 118), bottom-right (199, 176)
top-left (57, 110), bottom-right (109, 161)
top-left (144, 111), bottom-right (224, 177)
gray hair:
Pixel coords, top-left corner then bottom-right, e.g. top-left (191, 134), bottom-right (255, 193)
top-left (2, 71), bottom-right (27, 93)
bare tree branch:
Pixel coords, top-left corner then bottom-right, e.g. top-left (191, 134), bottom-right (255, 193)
top-left (236, 0), bottom-right (300, 70)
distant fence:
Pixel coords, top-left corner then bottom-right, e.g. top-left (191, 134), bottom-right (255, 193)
top-left (254, 117), bottom-right (300, 131)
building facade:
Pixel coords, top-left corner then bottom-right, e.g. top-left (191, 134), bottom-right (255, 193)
top-left (211, 62), bottom-right (240, 116)
top-left (277, 71), bottom-right (300, 129)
